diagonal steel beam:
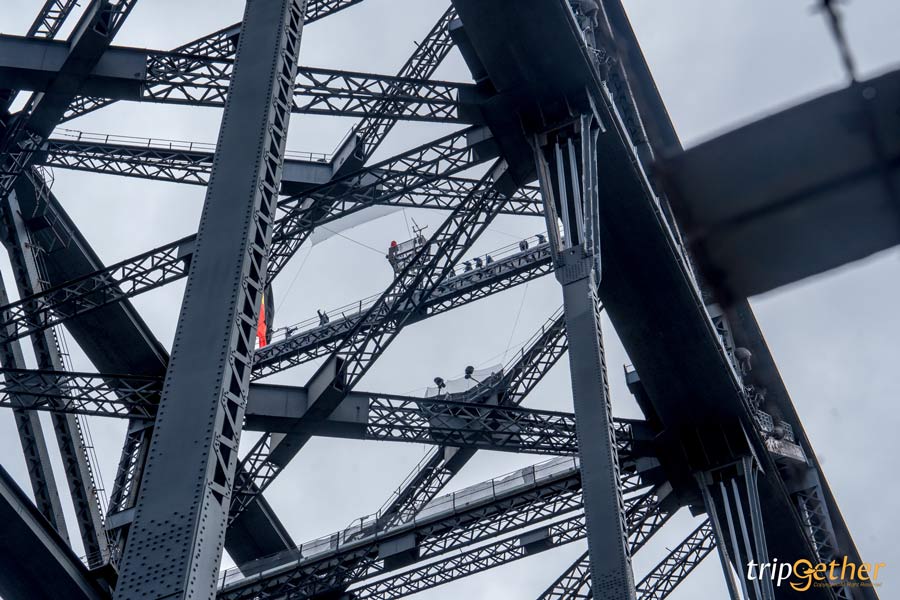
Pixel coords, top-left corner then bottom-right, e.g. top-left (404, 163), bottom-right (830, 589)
top-left (227, 163), bottom-right (511, 565)
top-left (112, 1), bottom-right (306, 595)
top-left (351, 6), bottom-right (459, 161)
top-left (0, 234), bottom-right (193, 345)
top-left (27, 0), bottom-right (82, 39)
top-left (3, 174), bottom-right (108, 565)
top-left (218, 456), bottom-right (587, 599)
top-left (537, 482), bottom-right (675, 600)
top-left (0, 127), bottom-right (517, 346)
top-left (0, 464), bottom-right (105, 600)
top-left (0, 272), bottom-right (69, 538)
top-left (253, 238), bottom-right (551, 376)
top-left (0, 0), bottom-right (137, 199)
top-left (634, 519), bottom-right (715, 600)
top-left (371, 309), bottom-right (569, 532)
top-left (268, 123), bottom-right (495, 279)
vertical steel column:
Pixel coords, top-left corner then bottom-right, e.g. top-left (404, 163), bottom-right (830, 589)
top-left (0, 270), bottom-right (69, 539)
top-left (535, 115), bottom-right (636, 599)
top-left (2, 187), bottom-right (106, 563)
top-left (113, 0), bottom-right (305, 597)
top-left (562, 270), bottom-right (635, 599)
top-left (697, 459), bottom-right (777, 600)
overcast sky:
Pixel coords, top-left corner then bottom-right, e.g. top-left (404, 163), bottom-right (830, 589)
top-left (2, 1), bottom-right (899, 598)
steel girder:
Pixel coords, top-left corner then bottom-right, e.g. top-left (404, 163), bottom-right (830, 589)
top-left (248, 391), bottom-right (625, 458)
top-left (320, 485), bottom-right (667, 600)
top-left (0, 271), bottom-right (70, 538)
top-left (252, 240), bottom-right (552, 377)
top-left (0, 367), bottom-right (603, 456)
top-left (537, 483), bottom-right (676, 600)
top-left (0, 1), bottom-right (136, 199)
top-left (62, 0), bottom-right (371, 120)
top-left (634, 519), bottom-right (715, 600)
top-left (230, 166), bottom-right (511, 528)
top-left (27, 0), bottom-right (82, 39)
top-left (371, 309), bottom-right (569, 534)
top-left (269, 124), bottom-right (497, 279)
top-left (37, 135), bottom-right (539, 213)
top-left (0, 223), bottom-right (547, 352)
top-left (1, 189), bottom-right (107, 564)
top-left (218, 457), bottom-right (588, 600)
top-left (111, 1), bottom-right (306, 596)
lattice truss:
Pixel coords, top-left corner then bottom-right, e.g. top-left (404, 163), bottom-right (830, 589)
top-left (0, 1), bottom-right (868, 600)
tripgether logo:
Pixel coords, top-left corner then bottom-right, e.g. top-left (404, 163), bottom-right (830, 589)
top-left (747, 557), bottom-right (886, 592)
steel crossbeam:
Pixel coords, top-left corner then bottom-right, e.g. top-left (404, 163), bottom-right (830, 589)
top-left (0, 235), bottom-right (193, 345)
top-left (62, 0), bottom-right (371, 120)
top-left (324, 486), bottom-right (666, 600)
top-left (0, 367), bottom-right (614, 458)
top-left (38, 135), bottom-right (540, 214)
top-left (51, 56), bottom-right (480, 123)
top-left (0, 367), bottom-right (160, 419)
top-left (218, 457), bottom-right (586, 600)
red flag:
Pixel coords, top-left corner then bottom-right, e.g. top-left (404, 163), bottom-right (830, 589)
top-left (256, 295), bottom-right (267, 349)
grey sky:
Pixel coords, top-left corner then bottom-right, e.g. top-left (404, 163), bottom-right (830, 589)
top-left (1, 0), bottom-right (899, 598)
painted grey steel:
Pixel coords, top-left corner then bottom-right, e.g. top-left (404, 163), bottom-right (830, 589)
top-left (0, 0), bottom-right (885, 598)
top-left (0, 270), bottom-right (69, 538)
top-left (534, 108), bottom-right (636, 596)
top-left (0, 465), bottom-right (104, 600)
top-left (2, 187), bottom-right (107, 565)
top-left (112, 1), bottom-right (305, 597)
top-left (561, 270), bottom-right (636, 599)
